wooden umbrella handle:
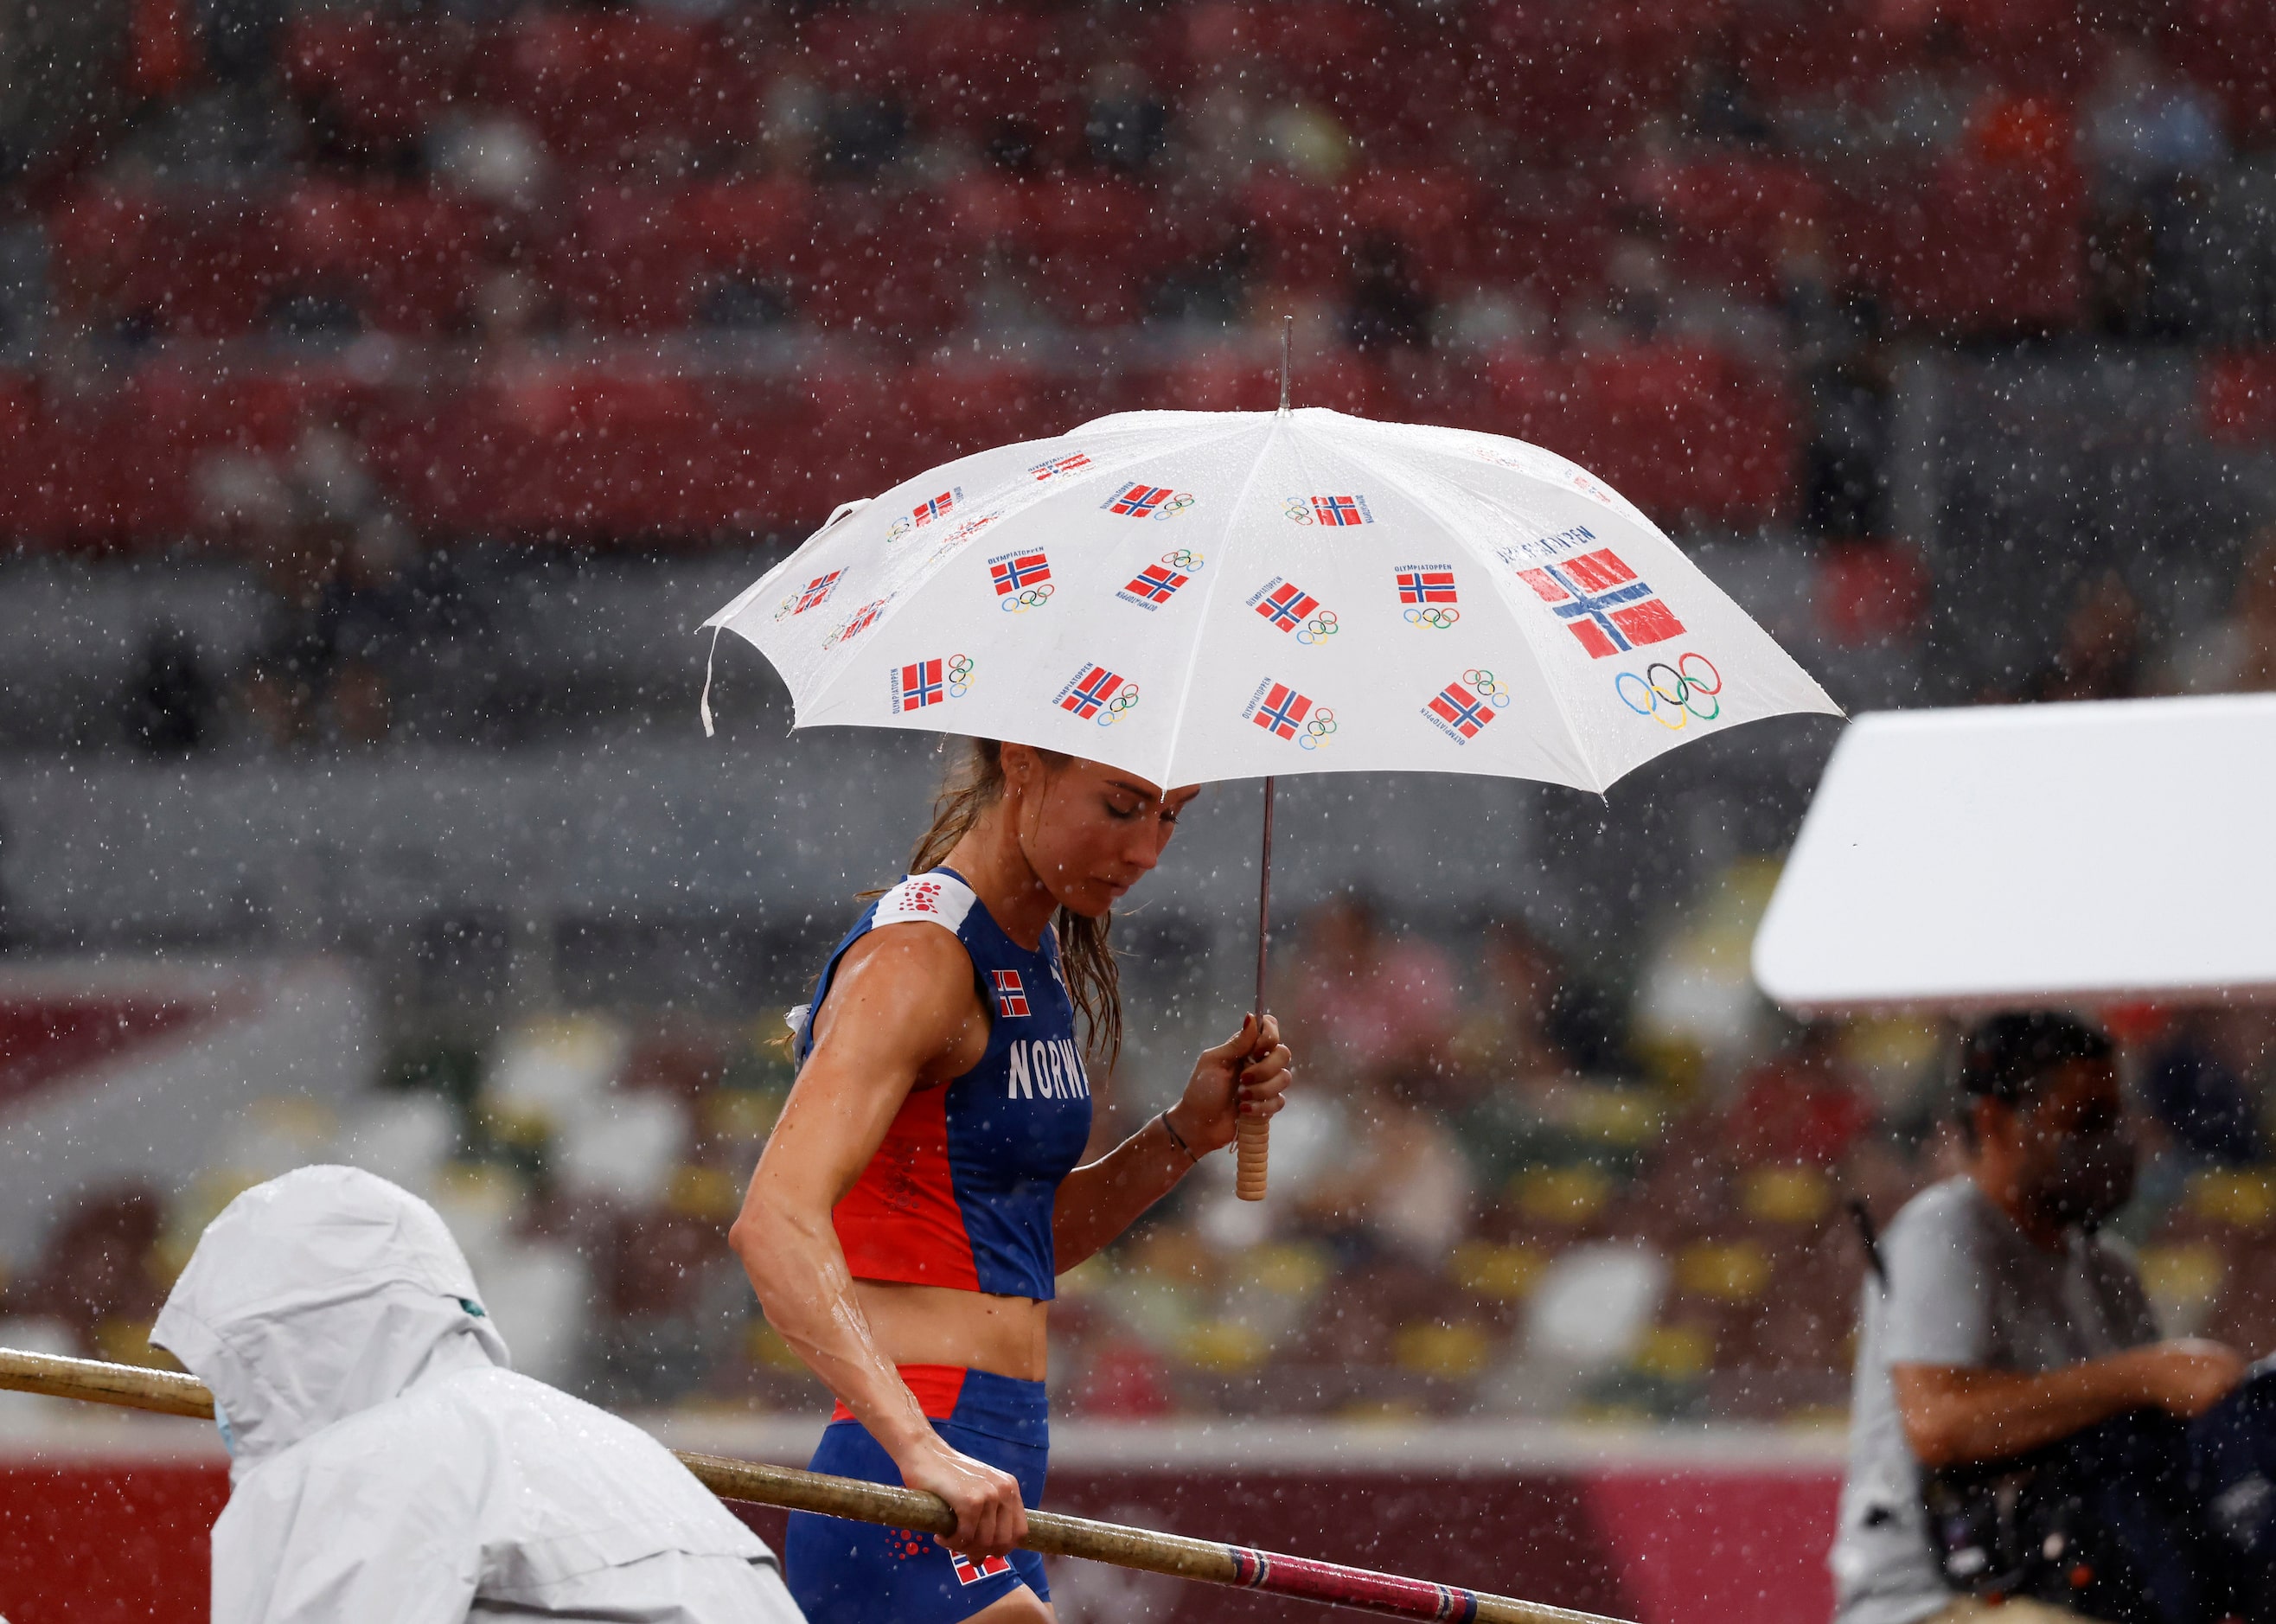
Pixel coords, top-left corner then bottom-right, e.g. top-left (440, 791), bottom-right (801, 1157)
top-left (0, 1346), bottom-right (1627, 1624)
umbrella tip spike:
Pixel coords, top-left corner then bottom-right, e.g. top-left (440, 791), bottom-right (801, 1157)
top-left (1279, 316), bottom-right (1292, 417)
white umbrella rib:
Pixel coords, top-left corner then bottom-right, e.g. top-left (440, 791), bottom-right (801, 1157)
top-left (1156, 413), bottom-right (1287, 788)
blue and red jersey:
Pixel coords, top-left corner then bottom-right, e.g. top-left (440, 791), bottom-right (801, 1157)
top-left (793, 868), bottom-right (1092, 1301)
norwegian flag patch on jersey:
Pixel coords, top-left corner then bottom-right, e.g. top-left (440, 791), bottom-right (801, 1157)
top-left (952, 1552), bottom-right (1014, 1587)
top-left (992, 969), bottom-right (1030, 1017)
top-left (1514, 547), bottom-right (1685, 657)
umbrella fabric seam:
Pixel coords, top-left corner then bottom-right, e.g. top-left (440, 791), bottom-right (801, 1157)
top-left (1156, 413), bottom-right (1286, 788)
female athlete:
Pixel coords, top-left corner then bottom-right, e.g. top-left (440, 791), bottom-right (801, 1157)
top-left (729, 738), bottom-right (1295, 1624)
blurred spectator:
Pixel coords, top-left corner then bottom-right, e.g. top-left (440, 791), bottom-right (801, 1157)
top-left (1258, 100), bottom-right (1350, 184)
top-left (2178, 532), bottom-right (2276, 694)
top-left (1086, 61), bottom-right (1167, 176)
top-left (118, 624), bottom-right (217, 756)
top-left (2083, 42), bottom-right (2227, 200)
top-left (316, 511), bottom-right (417, 747)
top-left (2144, 1011), bottom-right (2267, 1167)
top-left (1448, 920), bottom-right (1574, 1088)
top-left (10, 1186), bottom-right (167, 1360)
top-left (428, 112), bottom-right (550, 210)
top-left (1294, 1068), bottom-right (1476, 1266)
top-left (1344, 232), bottom-right (1430, 352)
top-left (1683, 58), bottom-right (1772, 147)
top-left (1723, 1022), bottom-right (1876, 1168)
top-left (1597, 234), bottom-right (1669, 344)
top-left (2020, 570), bottom-right (2144, 703)
top-left (1281, 894), bottom-right (1458, 1086)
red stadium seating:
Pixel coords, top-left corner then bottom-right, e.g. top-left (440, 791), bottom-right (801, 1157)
top-left (1477, 178), bottom-right (1619, 316)
top-left (1472, 343), bottom-right (1793, 522)
top-left (1633, 158), bottom-right (1827, 304)
top-left (899, 359), bottom-right (1073, 469)
top-left (273, 182), bottom-right (486, 335)
top-left (1873, 150), bottom-right (2084, 334)
top-left (2201, 351), bottom-right (2276, 445)
top-left (48, 189), bottom-right (277, 338)
top-left (279, 15), bottom-right (474, 150)
top-left (1474, 1), bottom-right (1711, 161)
top-left (474, 12), bottom-right (758, 165)
top-left (795, 189), bottom-right (974, 342)
top-left (1018, 176), bottom-right (1168, 328)
top-left (1729, 0), bottom-right (1891, 102)
top-left (1340, 170), bottom-right (1490, 293)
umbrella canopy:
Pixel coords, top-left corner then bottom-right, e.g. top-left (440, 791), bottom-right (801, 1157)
top-left (704, 407), bottom-right (1838, 791)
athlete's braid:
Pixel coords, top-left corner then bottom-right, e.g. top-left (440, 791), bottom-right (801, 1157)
top-left (907, 738), bottom-right (1123, 1071)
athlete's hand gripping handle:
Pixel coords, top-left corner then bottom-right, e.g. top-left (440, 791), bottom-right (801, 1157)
top-left (1180, 1013), bottom-right (1290, 1200)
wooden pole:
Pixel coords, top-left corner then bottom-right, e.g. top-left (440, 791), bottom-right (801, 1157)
top-left (0, 1346), bottom-right (1627, 1624)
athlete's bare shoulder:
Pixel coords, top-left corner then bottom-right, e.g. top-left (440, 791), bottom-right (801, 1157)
top-left (809, 873), bottom-right (988, 1084)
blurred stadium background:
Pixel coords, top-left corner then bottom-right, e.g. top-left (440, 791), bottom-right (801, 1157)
top-left (7, 0), bottom-right (2276, 1618)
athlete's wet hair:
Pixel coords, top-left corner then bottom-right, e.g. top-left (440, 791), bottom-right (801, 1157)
top-left (1956, 1011), bottom-right (2113, 1141)
top-left (906, 738), bottom-right (1123, 1068)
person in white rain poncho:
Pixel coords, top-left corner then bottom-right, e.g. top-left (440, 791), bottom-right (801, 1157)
top-left (150, 1164), bottom-right (802, 1624)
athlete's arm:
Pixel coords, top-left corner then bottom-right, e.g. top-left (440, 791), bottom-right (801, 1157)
top-left (727, 924), bottom-right (1028, 1559)
top-left (1052, 1012), bottom-right (1292, 1271)
top-left (1891, 1339), bottom-right (2244, 1468)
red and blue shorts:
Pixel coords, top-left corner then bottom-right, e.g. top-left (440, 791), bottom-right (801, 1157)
top-left (785, 1365), bottom-right (1051, 1624)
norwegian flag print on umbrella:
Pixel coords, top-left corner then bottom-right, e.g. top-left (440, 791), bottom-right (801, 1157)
top-left (702, 406), bottom-right (1838, 792)
top-left (701, 388), bottom-right (1841, 1201)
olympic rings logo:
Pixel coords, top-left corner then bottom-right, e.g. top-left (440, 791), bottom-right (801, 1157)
top-left (1298, 707), bottom-right (1338, 750)
top-left (1614, 652), bottom-right (1722, 729)
top-left (885, 516), bottom-right (912, 540)
top-left (1461, 668), bottom-right (1514, 709)
top-left (1161, 549), bottom-right (1206, 571)
top-left (1098, 682), bottom-right (1141, 726)
top-left (1000, 583), bottom-right (1055, 614)
top-left (1282, 498), bottom-right (1313, 525)
top-left (1404, 606), bottom-right (1461, 630)
top-left (1296, 610), bottom-right (1339, 645)
top-left (948, 654), bottom-right (975, 697)
top-left (771, 593), bottom-right (800, 621)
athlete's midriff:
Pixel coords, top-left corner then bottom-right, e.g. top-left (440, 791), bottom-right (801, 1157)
top-left (853, 1279), bottom-right (1049, 1383)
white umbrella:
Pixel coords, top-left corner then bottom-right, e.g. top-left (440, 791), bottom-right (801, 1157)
top-left (702, 385), bottom-right (1842, 1192)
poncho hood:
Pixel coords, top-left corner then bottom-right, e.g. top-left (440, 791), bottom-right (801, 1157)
top-left (152, 1164), bottom-right (510, 1479)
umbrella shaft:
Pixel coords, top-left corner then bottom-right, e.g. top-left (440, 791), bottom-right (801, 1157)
top-left (1255, 776), bottom-right (1275, 1020)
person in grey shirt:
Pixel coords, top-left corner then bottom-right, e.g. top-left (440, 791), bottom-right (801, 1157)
top-left (1833, 1013), bottom-right (2247, 1624)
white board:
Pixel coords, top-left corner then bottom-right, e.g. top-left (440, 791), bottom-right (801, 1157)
top-left (1752, 694), bottom-right (2276, 1015)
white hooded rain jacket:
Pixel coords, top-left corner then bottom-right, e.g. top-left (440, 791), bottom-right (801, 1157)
top-left (151, 1164), bottom-right (802, 1624)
